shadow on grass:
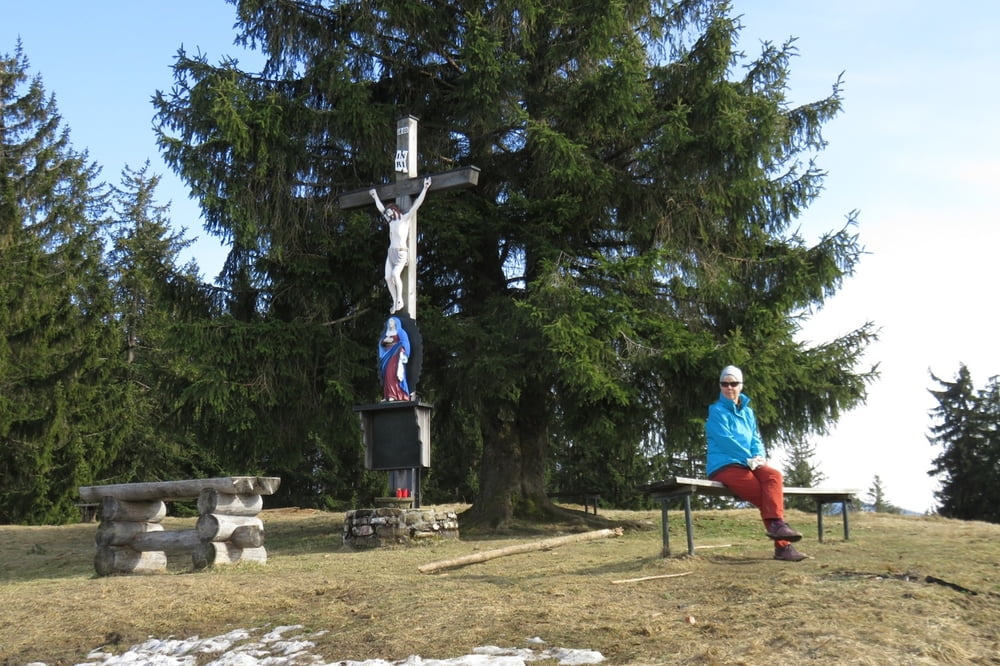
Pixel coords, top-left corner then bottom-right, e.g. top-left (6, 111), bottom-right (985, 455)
top-left (1, 506), bottom-right (658, 582)
top-left (0, 522), bottom-right (101, 582)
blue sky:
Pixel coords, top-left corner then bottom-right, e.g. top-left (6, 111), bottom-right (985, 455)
top-left (734, 1), bottom-right (999, 512)
top-left (4, 1), bottom-right (997, 512)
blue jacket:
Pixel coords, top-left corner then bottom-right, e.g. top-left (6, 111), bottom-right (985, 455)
top-left (705, 393), bottom-right (765, 477)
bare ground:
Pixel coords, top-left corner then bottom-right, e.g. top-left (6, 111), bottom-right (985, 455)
top-left (2, 505), bottom-right (998, 665)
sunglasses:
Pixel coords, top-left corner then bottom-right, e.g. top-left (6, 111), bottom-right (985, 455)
top-left (719, 382), bottom-right (741, 387)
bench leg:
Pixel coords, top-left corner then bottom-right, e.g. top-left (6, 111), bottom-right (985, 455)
top-left (657, 495), bottom-right (695, 557)
top-left (816, 501), bottom-right (825, 543)
top-left (815, 500), bottom-right (851, 542)
top-left (658, 499), bottom-right (671, 557)
top-left (683, 495), bottom-right (694, 556)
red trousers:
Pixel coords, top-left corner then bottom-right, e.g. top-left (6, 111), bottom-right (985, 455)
top-left (709, 464), bottom-right (786, 522)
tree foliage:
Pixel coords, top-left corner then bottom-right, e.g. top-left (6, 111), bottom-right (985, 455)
top-left (0, 45), bottom-right (123, 523)
top-left (2, 1), bottom-right (879, 526)
top-left (865, 474), bottom-right (901, 514)
top-left (103, 162), bottom-right (218, 483)
top-left (152, 0), bottom-right (876, 527)
top-left (782, 439), bottom-right (825, 511)
top-left (928, 364), bottom-right (1000, 522)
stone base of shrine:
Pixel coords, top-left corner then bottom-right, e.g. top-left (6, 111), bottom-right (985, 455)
top-left (343, 507), bottom-right (460, 549)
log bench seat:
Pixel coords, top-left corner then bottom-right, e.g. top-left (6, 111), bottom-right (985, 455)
top-left (642, 476), bottom-right (859, 557)
top-left (77, 476), bottom-right (280, 575)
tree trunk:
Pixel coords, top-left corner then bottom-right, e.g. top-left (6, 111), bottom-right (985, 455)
top-left (466, 382), bottom-right (556, 528)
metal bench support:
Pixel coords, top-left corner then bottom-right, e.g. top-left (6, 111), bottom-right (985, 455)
top-left (645, 477), bottom-right (858, 557)
top-left (814, 498), bottom-right (851, 543)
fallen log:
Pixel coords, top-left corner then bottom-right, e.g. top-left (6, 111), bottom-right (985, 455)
top-left (611, 571), bottom-right (693, 584)
top-left (418, 527), bottom-right (623, 574)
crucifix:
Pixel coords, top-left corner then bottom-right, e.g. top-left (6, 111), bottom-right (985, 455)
top-left (339, 115), bottom-right (480, 319)
top-left (344, 115), bottom-right (479, 508)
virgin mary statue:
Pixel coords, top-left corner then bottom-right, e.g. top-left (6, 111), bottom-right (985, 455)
top-left (378, 316), bottom-right (411, 401)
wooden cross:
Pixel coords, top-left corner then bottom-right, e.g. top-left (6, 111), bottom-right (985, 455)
top-left (339, 115), bottom-right (479, 318)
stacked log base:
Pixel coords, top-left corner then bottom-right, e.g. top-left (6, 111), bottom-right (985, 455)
top-left (344, 507), bottom-right (459, 548)
top-left (79, 477), bottom-right (280, 576)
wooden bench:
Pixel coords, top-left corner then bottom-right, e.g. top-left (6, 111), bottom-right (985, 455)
top-left (78, 476), bottom-right (280, 575)
top-left (548, 491), bottom-right (600, 515)
top-left (642, 476), bottom-right (859, 557)
top-left (75, 502), bottom-right (99, 522)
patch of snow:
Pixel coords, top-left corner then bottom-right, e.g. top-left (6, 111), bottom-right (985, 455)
top-left (50, 627), bottom-right (604, 666)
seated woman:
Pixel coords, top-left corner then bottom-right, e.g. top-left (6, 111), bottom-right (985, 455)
top-left (705, 365), bottom-right (807, 562)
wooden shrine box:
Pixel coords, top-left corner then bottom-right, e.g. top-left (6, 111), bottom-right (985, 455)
top-left (354, 401), bottom-right (432, 470)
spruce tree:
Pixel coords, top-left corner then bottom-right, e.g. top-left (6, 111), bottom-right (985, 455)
top-left (104, 162), bottom-right (215, 482)
top-left (928, 365), bottom-right (1000, 522)
top-left (783, 440), bottom-right (825, 511)
top-left (0, 45), bottom-right (122, 523)
top-left (153, 1), bottom-right (876, 525)
top-left (865, 475), bottom-right (900, 514)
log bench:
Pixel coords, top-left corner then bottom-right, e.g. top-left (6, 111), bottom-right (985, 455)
top-left (642, 476), bottom-right (859, 557)
top-left (77, 476), bottom-right (280, 575)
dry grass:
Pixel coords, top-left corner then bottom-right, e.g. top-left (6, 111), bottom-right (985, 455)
top-left (2, 504), bottom-right (1000, 665)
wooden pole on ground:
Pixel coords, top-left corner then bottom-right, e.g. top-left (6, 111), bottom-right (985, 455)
top-left (418, 527), bottom-right (623, 574)
top-left (611, 571), bottom-right (693, 584)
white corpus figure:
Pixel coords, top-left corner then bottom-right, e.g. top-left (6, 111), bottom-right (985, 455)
top-left (369, 177), bottom-right (431, 313)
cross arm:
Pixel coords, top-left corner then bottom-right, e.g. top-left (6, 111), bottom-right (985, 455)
top-left (338, 166), bottom-right (481, 210)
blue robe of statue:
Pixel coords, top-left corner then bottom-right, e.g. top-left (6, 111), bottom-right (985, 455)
top-left (378, 316), bottom-right (411, 401)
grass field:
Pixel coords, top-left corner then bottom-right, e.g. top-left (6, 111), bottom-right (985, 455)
top-left (2, 504), bottom-right (998, 665)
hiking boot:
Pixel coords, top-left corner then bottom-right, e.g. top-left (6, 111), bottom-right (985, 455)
top-left (774, 544), bottom-right (808, 561)
top-left (765, 519), bottom-right (802, 542)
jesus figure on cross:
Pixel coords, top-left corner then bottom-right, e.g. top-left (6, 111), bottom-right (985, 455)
top-left (370, 176), bottom-right (431, 314)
